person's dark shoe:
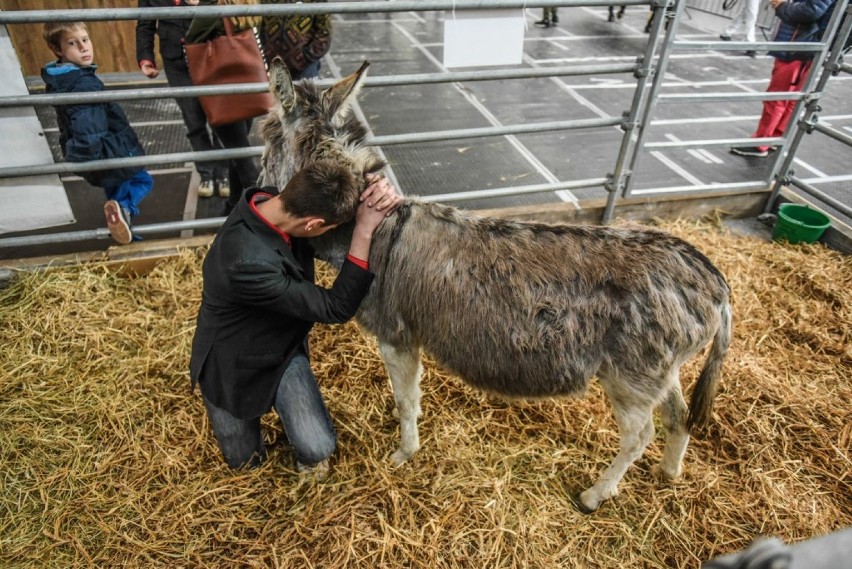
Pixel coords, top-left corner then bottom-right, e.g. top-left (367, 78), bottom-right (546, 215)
top-left (745, 50), bottom-right (756, 58)
top-left (719, 34), bottom-right (732, 41)
top-left (618, 7), bottom-right (626, 18)
top-left (730, 146), bottom-right (769, 157)
top-left (551, 14), bottom-right (559, 23)
top-left (534, 19), bottom-right (551, 27)
top-left (608, 12), bottom-right (615, 22)
top-left (104, 200), bottom-right (133, 245)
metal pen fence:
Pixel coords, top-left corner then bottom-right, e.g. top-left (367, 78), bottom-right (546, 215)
top-left (0, 0), bottom-right (849, 251)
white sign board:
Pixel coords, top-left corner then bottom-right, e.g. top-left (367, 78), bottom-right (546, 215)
top-left (443, 10), bottom-right (525, 68)
top-left (0, 25), bottom-right (74, 235)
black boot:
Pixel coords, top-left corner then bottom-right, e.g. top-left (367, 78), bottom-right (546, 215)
top-left (534, 18), bottom-right (551, 27)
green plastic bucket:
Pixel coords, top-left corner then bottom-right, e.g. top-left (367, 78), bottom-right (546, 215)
top-left (773, 203), bottom-right (831, 244)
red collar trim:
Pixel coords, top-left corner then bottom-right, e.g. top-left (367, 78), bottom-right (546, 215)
top-left (249, 192), bottom-right (291, 247)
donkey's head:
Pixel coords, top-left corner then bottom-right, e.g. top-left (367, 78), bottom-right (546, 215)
top-left (259, 59), bottom-right (386, 193)
top-left (259, 60), bottom-right (388, 266)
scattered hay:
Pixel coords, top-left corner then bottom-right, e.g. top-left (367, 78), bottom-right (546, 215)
top-left (0, 219), bottom-right (849, 568)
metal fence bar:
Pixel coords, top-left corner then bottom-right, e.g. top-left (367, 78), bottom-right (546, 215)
top-left (422, 178), bottom-right (610, 203)
top-left (674, 40), bottom-right (824, 53)
top-left (811, 122), bottom-right (852, 147)
top-left (0, 218), bottom-right (225, 249)
top-left (630, 180), bottom-right (769, 195)
top-left (601, 20), bottom-right (666, 223)
top-left (619, 0), bottom-right (684, 202)
top-left (0, 118), bottom-right (620, 181)
top-left (788, 176), bottom-right (852, 218)
top-left (374, 118), bottom-right (622, 145)
top-left (0, 148), bottom-right (259, 180)
top-left (657, 92), bottom-right (806, 103)
top-left (0, 0), bottom-right (653, 24)
top-left (3, 64), bottom-right (640, 109)
top-left (0, 179), bottom-right (610, 248)
top-left (645, 136), bottom-right (784, 149)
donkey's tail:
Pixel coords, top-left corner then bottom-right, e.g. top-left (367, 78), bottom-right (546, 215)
top-left (687, 301), bottom-right (732, 433)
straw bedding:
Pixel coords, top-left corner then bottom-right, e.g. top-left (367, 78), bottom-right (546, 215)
top-left (1, 219), bottom-right (850, 568)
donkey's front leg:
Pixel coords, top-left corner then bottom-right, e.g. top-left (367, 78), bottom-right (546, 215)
top-left (378, 342), bottom-right (422, 465)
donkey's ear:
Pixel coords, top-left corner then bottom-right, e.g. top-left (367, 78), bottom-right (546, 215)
top-left (269, 57), bottom-right (297, 114)
top-left (322, 61), bottom-right (369, 126)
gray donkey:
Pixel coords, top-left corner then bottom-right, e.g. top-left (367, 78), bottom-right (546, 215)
top-left (259, 61), bottom-right (732, 512)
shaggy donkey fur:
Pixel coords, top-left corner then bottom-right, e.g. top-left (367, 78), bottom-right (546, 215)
top-left (259, 60), bottom-right (733, 512)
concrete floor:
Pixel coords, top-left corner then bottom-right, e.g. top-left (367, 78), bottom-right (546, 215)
top-left (3, 5), bottom-right (850, 260)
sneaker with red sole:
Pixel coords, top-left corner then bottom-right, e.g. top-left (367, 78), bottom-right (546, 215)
top-left (104, 200), bottom-right (133, 244)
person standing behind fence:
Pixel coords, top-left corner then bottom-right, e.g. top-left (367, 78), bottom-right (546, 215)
top-left (535, 7), bottom-right (559, 27)
top-left (136, 0), bottom-right (230, 200)
top-left (730, 0), bottom-right (836, 157)
top-left (185, 0), bottom-right (263, 215)
top-left (42, 22), bottom-right (153, 245)
top-left (258, 0), bottom-right (332, 81)
top-left (719, 0), bottom-right (762, 57)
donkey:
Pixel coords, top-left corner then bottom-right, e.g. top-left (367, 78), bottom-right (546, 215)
top-left (259, 61), bottom-right (732, 512)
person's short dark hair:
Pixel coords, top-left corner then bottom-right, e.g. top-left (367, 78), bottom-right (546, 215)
top-left (279, 160), bottom-right (360, 226)
top-left (43, 22), bottom-right (88, 53)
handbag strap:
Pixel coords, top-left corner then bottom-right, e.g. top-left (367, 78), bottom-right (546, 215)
top-left (223, 16), bottom-right (235, 37)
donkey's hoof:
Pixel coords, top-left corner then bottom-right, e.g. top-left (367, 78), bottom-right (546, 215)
top-left (571, 494), bottom-right (598, 515)
top-left (576, 488), bottom-right (609, 513)
top-left (390, 449), bottom-right (413, 466)
top-left (652, 463), bottom-right (681, 481)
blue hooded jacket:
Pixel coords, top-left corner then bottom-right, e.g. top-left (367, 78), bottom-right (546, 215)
top-left (41, 61), bottom-right (145, 189)
top-left (769, 0), bottom-right (837, 61)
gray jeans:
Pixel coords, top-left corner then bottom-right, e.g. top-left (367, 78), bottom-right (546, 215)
top-left (203, 354), bottom-right (336, 469)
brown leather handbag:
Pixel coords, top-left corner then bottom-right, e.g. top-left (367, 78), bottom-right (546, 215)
top-left (184, 17), bottom-right (274, 127)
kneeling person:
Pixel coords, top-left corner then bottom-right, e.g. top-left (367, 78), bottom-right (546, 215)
top-left (190, 162), bottom-right (401, 472)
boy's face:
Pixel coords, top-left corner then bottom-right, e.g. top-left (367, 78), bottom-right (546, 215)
top-left (53, 27), bottom-right (94, 67)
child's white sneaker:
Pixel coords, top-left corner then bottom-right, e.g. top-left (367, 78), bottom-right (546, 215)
top-left (104, 200), bottom-right (132, 245)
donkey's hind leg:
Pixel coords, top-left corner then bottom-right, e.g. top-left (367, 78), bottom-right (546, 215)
top-left (378, 341), bottom-right (423, 466)
top-left (656, 379), bottom-right (689, 480)
top-left (578, 390), bottom-right (655, 512)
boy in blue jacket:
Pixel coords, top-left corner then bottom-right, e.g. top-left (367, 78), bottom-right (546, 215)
top-left (42, 22), bottom-right (153, 244)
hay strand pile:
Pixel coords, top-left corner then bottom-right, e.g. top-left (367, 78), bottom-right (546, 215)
top-left (1, 219), bottom-right (850, 567)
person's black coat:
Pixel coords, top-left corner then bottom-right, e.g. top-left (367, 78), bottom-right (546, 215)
top-left (136, 0), bottom-right (194, 63)
top-left (189, 187), bottom-right (374, 419)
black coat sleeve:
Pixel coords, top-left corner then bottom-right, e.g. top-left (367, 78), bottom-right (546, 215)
top-left (227, 257), bottom-right (374, 324)
top-left (136, 0), bottom-right (158, 65)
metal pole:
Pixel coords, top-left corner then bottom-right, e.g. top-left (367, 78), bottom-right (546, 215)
top-left (2, 64), bottom-right (639, 109)
top-left (787, 176), bottom-right (852, 218)
top-left (0, 119), bottom-right (620, 181)
top-left (0, 179), bottom-right (607, 248)
top-left (619, 0), bottom-right (685, 200)
top-left (601, 0), bottom-right (673, 223)
top-left (0, 1), bottom-right (653, 24)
